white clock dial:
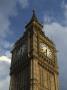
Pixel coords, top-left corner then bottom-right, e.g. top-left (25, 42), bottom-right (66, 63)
top-left (47, 47), bottom-right (52, 57)
top-left (40, 43), bottom-right (52, 58)
top-left (40, 43), bottom-right (47, 55)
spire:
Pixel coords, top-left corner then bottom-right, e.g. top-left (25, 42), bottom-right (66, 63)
top-left (31, 9), bottom-right (38, 22)
top-left (25, 10), bottom-right (43, 28)
top-left (32, 9), bottom-right (35, 17)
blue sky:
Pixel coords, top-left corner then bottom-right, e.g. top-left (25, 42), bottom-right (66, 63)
top-left (0, 0), bottom-right (67, 90)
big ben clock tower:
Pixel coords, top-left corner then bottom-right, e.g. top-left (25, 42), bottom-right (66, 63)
top-left (9, 10), bottom-right (59, 90)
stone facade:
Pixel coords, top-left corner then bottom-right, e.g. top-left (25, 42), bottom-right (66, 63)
top-left (9, 11), bottom-right (59, 90)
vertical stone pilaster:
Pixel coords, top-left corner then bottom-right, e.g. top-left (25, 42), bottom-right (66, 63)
top-left (54, 73), bottom-right (59, 90)
top-left (30, 59), bottom-right (33, 90)
top-left (30, 59), bottom-right (39, 90)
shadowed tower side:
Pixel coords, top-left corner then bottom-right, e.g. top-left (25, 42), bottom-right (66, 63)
top-left (9, 10), bottom-right (59, 90)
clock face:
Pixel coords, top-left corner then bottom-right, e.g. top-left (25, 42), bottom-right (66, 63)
top-left (40, 43), bottom-right (52, 58)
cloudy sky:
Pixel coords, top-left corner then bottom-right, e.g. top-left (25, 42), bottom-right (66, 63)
top-left (0, 0), bottom-right (67, 90)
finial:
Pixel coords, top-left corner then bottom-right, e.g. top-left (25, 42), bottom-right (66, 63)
top-left (32, 9), bottom-right (38, 21)
top-left (32, 9), bottom-right (36, 17)
top-left (25, 10), bottom-right (43, 28)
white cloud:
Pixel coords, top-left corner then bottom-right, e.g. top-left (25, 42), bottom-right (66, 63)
top-left (43, 22), bottom-right (67, 90)
top-left (0, 0), bottom-right (29, 56)
top-left (0, 0), bottom-right (29, 39)
top-left (0, 76), bottom-right (10, 90)
top-left (0, 60), bottom-right (10, 90)
top-left (0, 39), bottom-right (12, 57)
top-left (0, 56), bottom-right (11, 63)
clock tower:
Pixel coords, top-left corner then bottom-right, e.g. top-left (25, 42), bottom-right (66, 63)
top-left (9, 10), bottom-right (59, 90)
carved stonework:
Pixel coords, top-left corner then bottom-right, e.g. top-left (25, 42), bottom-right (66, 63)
top-left (9, 11), bottom-right (59, 90)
